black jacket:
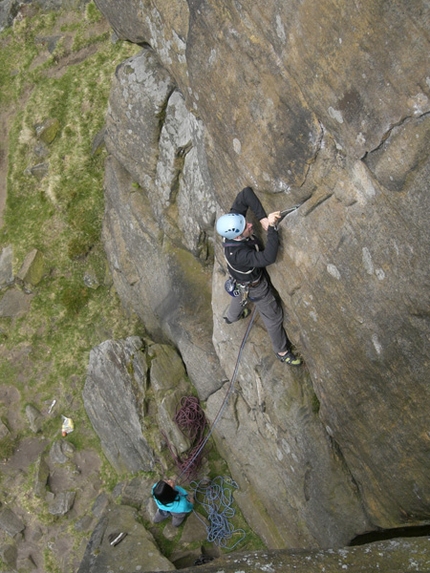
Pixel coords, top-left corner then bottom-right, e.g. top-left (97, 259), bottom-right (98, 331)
top-left (223, 187), bottom-right (279, 283)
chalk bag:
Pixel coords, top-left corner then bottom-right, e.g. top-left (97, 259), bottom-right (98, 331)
top-left (224, 277), bottom-right (240, 297)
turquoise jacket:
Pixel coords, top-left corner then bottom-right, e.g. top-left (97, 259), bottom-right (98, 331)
top-left (152, 484), bottom-right (193, 514)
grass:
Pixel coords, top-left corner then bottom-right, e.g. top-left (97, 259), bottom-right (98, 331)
top-left (0, 433), bottom-right (16, 460)
top-left (0, 2), bottom-right (142, 483)
top-left (43, 548), bottom-right (62, 573)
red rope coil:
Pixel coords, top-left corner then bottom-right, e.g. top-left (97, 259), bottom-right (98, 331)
top-left (165, 396), bottom-right (208, 481)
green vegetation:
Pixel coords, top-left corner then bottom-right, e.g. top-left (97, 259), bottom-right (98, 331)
top-left (0, 3), bottom-right (141, 463)
top-left (0, 8), bottom-right (144, 568)
top-left (0, 433), bottom-right (16, 460)
top-left (311, 390), bottom-right (321, 414)
top-left (43, 548), bottom-right (62, 573)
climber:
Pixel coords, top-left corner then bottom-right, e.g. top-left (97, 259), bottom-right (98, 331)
top-left (216, 186), bottom-right (301, 366)
top-left (152, 478), bottom-right (194, 527)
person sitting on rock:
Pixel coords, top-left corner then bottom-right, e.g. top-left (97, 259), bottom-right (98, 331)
top-left (152, 479), bottom-right (194, 527)
top-left (216, 186), bottom-right (301, 366)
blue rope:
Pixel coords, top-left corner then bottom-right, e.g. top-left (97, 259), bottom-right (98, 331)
top-left (191, 476), bottom-right (246, 550)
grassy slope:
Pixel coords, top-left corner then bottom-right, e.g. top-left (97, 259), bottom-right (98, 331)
top-left (0, 4), bottom-right (142, 461)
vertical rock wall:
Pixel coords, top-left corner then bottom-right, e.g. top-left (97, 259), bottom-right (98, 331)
top-left (95, 0), bottom-right (430, 549)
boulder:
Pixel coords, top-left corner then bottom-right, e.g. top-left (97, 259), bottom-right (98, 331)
top-left (83, 267), bottom-right (100, 290)
top-left (25, 405), bottom-right (43, 433)
top-left (49, 440), bottom-right (74, 464)
top-left (34, 455), bottom-right (50, 498)
top-left (0, 506), bottom-right (25, 537)
top-left (0, 541), bottom-right (17, 568)
top-left (48, 491), bottom-right (76, 516)
top-left (0, 245), bottom-right (13, 288)
top-left (25, 162), bottom-right (49, 180)
top-left (0, 0), bottom-right (20, 32)
top-left (117, 476), bottom-right (153, 510)
top-left (77, 504), bottom-right (174, 573)
top-left (82, 337), bottom-right (154, 474)
top-left (83, 335), bottom-right (211, 475)
top-left (0, 288), bottom-right (33, 318)
top-left (33, 140), bottom-right (49, 159)
top-left (35, 118), bottom-right (60, 144)
top-left (16, 249), bottom-right (45, 286)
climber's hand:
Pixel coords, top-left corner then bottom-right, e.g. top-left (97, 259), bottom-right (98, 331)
top-left (268, 211), bottom-right (281, 227)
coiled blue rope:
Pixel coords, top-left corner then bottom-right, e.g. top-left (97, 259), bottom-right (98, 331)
top-left (190, 476), bottom-right (246, 550)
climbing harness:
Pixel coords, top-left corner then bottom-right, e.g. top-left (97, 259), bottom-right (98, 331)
top-left (223, 236), bottom-right (262, 307)
top-left (191, 476), bottom-right (246, 550)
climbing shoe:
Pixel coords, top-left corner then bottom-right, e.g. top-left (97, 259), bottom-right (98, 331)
top-left (223, 307), bottom-right (251, 324)
top-left (276, 350), bottom-right (302, 366)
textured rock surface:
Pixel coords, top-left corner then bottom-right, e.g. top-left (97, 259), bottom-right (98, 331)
top-left (280, 139), bottom-right (430, 529)
top-left (205, 367), bottom-right (369, 549)
top-left (82, 337), bottom-right (203, 473)
top-left (0, 245), bottom-right (13, 287)
top-left (16, 248), bottom-right (45, 285)
top-left (102, 155), bottom-right (222, 401)
top-left (153, 537), bottom-right (430, 572)
top-left (48, 490), bottom-right (76, 516)
top-left (0, 505), bottom-right (25, 537)
top-left (83, 337), bottom-right (155, 473)
top-left (95, 0), bottom-right (430, 552)
top-left (0, 287), bottom-right (34, 317)
top-left (77, 503), bottom-right (174, 573)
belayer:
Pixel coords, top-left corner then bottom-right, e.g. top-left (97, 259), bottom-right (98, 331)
top-left (152, 478), bottom-right (194, 526)
top-left (216, 186), bottom-right (301, 366)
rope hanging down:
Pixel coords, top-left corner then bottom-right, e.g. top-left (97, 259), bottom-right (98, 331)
top-left (191, 476), bottom-right (246, 550)
top-left (167, 202), bottom-right (302, 479)
top-left (162, 307), bottom-right (257, 549)
top-left (176, 305), bottom-right (257, 482)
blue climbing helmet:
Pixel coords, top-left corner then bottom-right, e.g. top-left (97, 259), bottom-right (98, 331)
top-left (216, 213), bottom-right (246, 239)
